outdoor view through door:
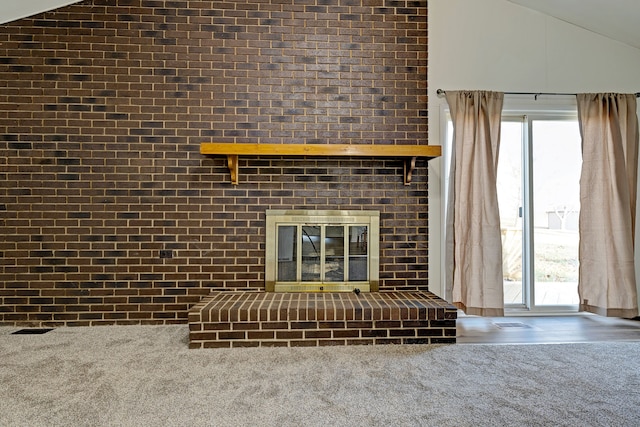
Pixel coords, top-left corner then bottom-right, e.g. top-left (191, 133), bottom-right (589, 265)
top-left (497, 117), bottom-right (581, 311)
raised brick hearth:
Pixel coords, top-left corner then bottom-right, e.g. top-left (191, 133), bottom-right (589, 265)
top-left (188, 291), bottom-right (457, 348)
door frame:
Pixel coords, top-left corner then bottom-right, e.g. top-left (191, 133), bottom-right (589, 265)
top-left (503, 113), bottom-right (580, 314)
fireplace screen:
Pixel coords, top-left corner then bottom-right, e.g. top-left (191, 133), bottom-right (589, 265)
top-left (265, 210), bottom-right (379, 292)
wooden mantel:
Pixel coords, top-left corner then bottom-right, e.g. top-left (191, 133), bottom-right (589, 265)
top-left (200, 143), bottom-right (442, 185)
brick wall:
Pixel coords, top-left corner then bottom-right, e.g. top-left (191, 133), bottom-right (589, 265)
top-left (0, 0), bottom-right (429, 326)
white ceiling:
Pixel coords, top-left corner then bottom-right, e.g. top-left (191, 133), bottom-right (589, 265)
top-left (507, 0), bottom-right (640, 49)
top-left (2, 0), bottom-right (640, 50)
top-left (0, 0), bottom-right (81, 25)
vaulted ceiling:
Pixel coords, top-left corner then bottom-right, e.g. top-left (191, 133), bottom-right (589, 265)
top-left (2, 0), bottom-right (640, 50)
top-left (507, 0), bottom-right (640, 49)
top-left (0, 0), bottom-right (81, 25)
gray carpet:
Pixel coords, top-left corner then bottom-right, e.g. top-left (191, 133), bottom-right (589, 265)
top-left (1, 325), bottom-right (639, 427)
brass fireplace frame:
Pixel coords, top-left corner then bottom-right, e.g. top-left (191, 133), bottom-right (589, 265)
top-left (265, 210), bottom-right (380, 292)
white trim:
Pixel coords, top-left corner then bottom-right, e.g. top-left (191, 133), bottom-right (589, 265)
top-left (636, 102), bottom-right (640, 316)
top-left (427, 104), bottom-right (449, 299)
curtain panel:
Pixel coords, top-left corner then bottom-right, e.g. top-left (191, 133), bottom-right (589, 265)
top-left (577, 93), bottom-right (639, 318)
top-left (445, 91), bottom-right (505, 316)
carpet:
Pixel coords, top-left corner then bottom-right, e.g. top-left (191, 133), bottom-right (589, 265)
top-left (1, 325), bottom-right (639, 426)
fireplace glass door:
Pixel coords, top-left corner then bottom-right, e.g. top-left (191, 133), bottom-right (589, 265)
top-left (278, 224), bottom-right (365, 284)
top-left (266, 210), bottom-right (379, 292)
top-left (323, 226), bottom-right (345, 282)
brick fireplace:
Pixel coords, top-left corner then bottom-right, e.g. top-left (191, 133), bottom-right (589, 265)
top-left (1, 0), bottom-right (457, 343)
top-left (187, 207), bottom-right (456, 348)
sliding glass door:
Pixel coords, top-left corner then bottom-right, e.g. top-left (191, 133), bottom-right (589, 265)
top-left (498, 115), bottom-right (581, 312)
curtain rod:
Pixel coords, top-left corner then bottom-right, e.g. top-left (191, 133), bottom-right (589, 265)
top-left (436, 89), bottom-right (640, 98)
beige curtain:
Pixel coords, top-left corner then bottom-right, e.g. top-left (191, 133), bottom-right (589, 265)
top-left (577, 93), bottom-right (639, 318)
top-left (445, 91), bottom-right (505, 316)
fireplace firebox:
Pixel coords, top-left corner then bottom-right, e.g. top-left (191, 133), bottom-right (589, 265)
top-left (265, 210), bottom-right (380, 292)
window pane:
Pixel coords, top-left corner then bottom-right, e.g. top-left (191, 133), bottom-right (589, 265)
top-left (348, 225), bottom-right (368, 281)
top-left (498, 121), bottom-right (524, 305)
top-left (532, 120), bottom-right (580, 306)
top-left (325, 226), bottom-right (344, 281)
top-left (301, 225), bottom-right (321, 281)
top-left (277, 226), bottom-right (297, 282)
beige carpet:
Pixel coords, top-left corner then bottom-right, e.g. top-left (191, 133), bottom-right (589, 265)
top-left (1, 325), bottom-right (639, 427)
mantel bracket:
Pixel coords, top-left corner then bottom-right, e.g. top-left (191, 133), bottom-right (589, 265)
top-left (227, 154), bottom-right (239, 185)
top-left (404, 157), bottom-right (418, 186)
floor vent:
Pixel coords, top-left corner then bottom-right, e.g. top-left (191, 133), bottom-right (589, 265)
top-left (493, 322), bottom-right (531, 329)
top-left (11, 328), bottom-right (54, 335)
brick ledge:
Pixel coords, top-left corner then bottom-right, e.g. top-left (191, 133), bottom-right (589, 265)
top-left (189, 291), bottom-right (457, 348)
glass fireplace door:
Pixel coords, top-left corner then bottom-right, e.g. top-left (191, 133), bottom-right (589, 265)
top-left (324, 226), bottom-right (345, 282)
top-left (280, 224), bottom-right (355, 284)
top-left (267, 210), bottom-right (379, 292)
top-left (301, 225), bottom-right (322, 282)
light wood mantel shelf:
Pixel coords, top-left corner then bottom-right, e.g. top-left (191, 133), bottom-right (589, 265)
top-left (200, 143), bottom-right (442, 185)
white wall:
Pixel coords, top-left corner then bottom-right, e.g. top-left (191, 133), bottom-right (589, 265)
top-left (428, 0), bottom-right (640, 305)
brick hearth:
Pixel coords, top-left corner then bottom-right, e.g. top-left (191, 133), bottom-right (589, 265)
top-left (188, 291), bottom-right (457, 348)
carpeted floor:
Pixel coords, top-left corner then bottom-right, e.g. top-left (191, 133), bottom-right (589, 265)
top-left (1, 325), bottom-right (639, 427)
